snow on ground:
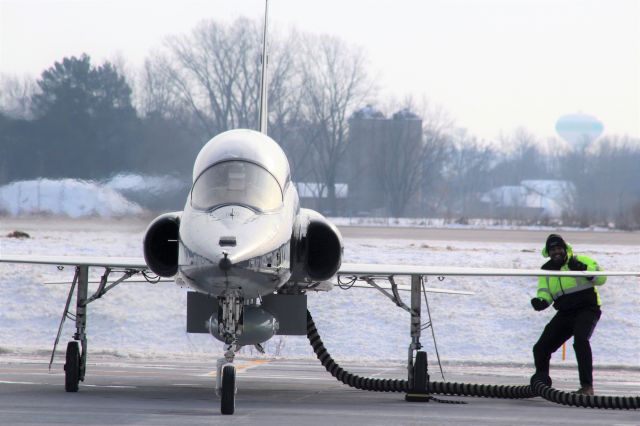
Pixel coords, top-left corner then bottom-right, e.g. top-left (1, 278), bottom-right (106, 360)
top-left (0, 179), bottom-right (143, 217)
top-left (104, 174), bottom-right (186, 194)
top-left (330, 216), bottom-right (617, 232)
top-left (0, 175), bottom-right (190, 218)
top-left (0, 221), bottom-right (638, 374)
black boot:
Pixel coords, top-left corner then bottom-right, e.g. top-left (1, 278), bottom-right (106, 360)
top-left (530, 372), bottom-right (552, 387)
top-left (572, 385), bottom-right (594, 396)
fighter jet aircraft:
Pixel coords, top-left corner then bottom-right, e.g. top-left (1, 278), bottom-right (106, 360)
top-left (1, 0), bottom-right (638, 415)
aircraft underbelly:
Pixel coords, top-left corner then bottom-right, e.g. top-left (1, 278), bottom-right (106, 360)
top-left (178, 264), bottom-right (289, 298)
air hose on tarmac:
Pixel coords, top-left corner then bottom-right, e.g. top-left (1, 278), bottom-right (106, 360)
top-left (306, 310), bottom-right (639, 410)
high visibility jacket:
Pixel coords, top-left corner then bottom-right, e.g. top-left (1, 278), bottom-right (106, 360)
top-left (536, 243), bottom-right (606, 311)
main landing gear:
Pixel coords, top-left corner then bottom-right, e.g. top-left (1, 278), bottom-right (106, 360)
top-left (52, 265), bottom-right (89, 393)
top-left (50, 265), bottom-right (139, 393)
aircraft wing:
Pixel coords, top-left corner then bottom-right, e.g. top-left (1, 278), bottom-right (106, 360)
top-left (335, 281), bottom-right (475, 295)
top-left (2, 256), bottom-right (636, 278)
top-left (338, 262), bottom-right (639, 278)
top-left (0, 254), bottom-right (148, 269)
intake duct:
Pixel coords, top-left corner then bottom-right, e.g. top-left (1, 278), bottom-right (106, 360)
top-left (143, 212), bottom-right (181, 277)
top-left (290, 209), bottom-right (343, 282)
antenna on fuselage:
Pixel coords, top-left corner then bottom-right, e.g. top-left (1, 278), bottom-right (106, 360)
top-left (258, 0), bottom-right (269, 135)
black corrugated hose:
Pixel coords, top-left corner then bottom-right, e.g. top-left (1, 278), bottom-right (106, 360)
top-left (307, 310), bottom-right (639, 409)
top-left (530, 378), bottom-right (639, 409)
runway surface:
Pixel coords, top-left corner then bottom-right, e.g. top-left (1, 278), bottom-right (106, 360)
top-left (1, 355), bottom-right (638, 425)
top-left (339, 226), bottom-right (640, 245)
top-left (2, 216), bottom-right (638, 245)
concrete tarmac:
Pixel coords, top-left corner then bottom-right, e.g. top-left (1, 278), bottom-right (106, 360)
top-left (2, 216), bottom-right (638, 245)
top-left (1, 355), bottom-right (638, 425)
top-left (340, 226), bottom-right (640, 245)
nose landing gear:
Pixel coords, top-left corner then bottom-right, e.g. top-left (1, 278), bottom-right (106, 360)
top-left (215, 295), bottom-right (243, 415)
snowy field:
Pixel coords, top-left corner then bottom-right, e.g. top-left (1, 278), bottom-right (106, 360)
top-left (0, 219), bottom-right (638, 375)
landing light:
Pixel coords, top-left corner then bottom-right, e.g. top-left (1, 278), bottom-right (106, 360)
top-left (219, 253), bottom-right (232, 271)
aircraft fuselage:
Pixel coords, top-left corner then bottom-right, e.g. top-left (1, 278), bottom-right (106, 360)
top-left (176, 129), bottom-right (298, 299)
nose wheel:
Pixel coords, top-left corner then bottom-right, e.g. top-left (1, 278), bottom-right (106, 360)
top-left (220, 364), bottom-right (237, 415)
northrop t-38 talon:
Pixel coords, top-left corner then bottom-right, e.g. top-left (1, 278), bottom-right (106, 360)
top-left (143, 126), bottom-right (344, 413)
top-left (2, 0), bottom-right (639, 416)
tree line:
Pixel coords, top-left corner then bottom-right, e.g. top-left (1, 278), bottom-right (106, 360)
top-left (1, 17), bottom-right (639, 228)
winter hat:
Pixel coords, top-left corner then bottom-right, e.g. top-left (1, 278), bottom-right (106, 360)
top-left (545, 234), bottom-right (567, 252)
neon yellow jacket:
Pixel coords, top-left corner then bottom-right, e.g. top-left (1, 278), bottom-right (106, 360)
top-left (536, 243), bottom-right (606, 310)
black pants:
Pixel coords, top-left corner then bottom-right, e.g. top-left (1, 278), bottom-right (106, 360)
top-left (533, 307), bottom-right (601, 386)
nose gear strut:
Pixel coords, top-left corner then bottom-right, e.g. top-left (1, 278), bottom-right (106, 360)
top-left (216, 294), bottom-right (243, 415)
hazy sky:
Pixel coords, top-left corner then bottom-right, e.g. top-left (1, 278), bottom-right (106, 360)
top-left (1, 0), bottom-right (638, 141)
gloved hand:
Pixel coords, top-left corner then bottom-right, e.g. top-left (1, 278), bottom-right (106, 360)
top-left (531, 298), bottom-right (550, 311)
top-left (567, 256), bottom-right (588, 271)
top-left (567, 256), bottom-right (595, 280)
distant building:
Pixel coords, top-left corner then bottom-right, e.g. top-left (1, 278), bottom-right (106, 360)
top-left (481, 180), bottom-right (575, 219)
top-left (295, 182), bottom-right (348, 213)
top-left (347, 106), bottom-right (423, 215)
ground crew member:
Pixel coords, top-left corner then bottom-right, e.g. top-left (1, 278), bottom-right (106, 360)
top-left (530, 234), bottom-right (606, 396)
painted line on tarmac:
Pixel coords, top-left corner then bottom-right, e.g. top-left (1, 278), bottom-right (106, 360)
top-left (201, 359), bottom-right (270, 377)
top-left (83, 384), bottom-right (137, 389)
top-left (0, 380), bottom-right (137, 389)
top-left (238, 374), bottom-right (336, 381)
top-left (0, 380), bottom-right (40, 385)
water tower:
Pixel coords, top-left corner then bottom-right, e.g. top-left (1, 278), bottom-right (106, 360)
top-left (555, 113), bottom-right (604, 150)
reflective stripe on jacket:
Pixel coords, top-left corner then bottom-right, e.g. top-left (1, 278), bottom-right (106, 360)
top-left (536, 245), bottom-right (606, 307)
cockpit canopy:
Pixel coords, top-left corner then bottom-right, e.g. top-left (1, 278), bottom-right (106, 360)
top-left (191, 160), bottom-right (283, 212)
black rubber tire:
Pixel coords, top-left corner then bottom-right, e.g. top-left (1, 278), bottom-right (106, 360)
top-left (413, 351), bottom-right (428, 392)
top-left (64, 341), bottom-right (80, 392)
top-left (220, 365), bottom-right (236, 415)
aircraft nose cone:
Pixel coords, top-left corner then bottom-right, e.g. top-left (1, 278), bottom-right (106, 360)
top-left (218, 255), bottom-right (232, 271)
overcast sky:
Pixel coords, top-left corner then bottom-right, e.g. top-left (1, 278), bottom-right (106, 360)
top-left (1, 0), bottom-right (638, 141)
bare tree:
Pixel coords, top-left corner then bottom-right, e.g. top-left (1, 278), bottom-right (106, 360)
top-left (559, 136), bottom-right (640, 228)
top-left (137, 58), bottom-right (182, 120)
top-left (299, 34), bottom-right (374, 214)
top-left (436, 131), bottom-right (495, 219)
top-left (142, 18), bottom-right (296, 141)
top-left (420, 104), bottom-right (456, 215)
top-left (493, 127), bottom-right (547, 185)
top-left (0, 74), bottom-right (37, 119)
top-left (260, 30), bottom-right (315, 183)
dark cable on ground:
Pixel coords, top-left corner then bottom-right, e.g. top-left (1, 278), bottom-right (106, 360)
top-left (530, 378), bottom-right (640, 409)
top-left (307, 310), bottom-right (639, 409)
